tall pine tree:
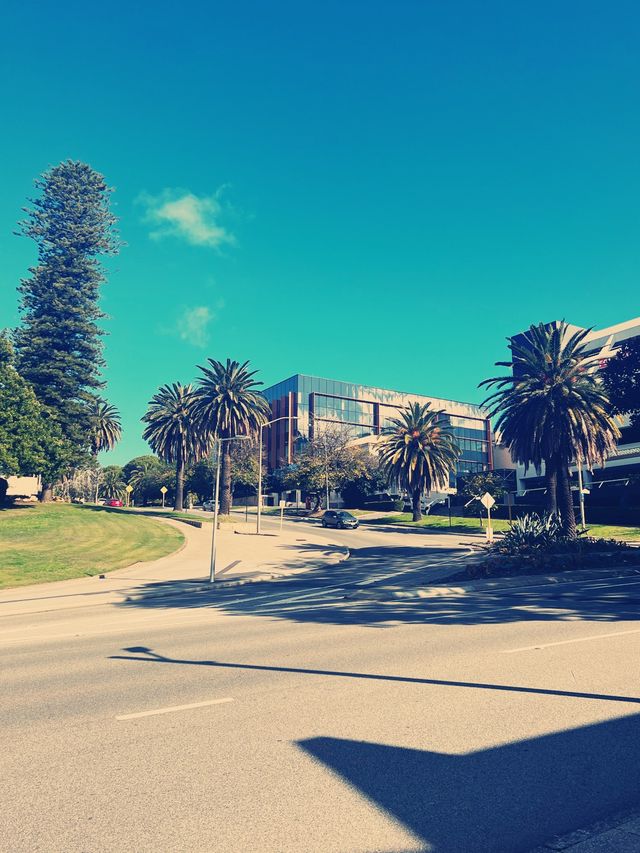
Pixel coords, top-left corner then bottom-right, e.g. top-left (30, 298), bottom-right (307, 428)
top-left (15, 161), bottom-right (119, 497)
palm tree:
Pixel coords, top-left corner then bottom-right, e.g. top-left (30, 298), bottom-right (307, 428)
top-left (378, 402), bottom-right (460, 522)
top-left (142, 383), bottom-right (205, 512)
top-left (481, 322), bottom-right (620, 538)
top-left (101, 466), bottom-right (126, 501)
top-left (87, 397), bottom-right (122, 455)
top-left (193, 359), bottom-right (270, 515)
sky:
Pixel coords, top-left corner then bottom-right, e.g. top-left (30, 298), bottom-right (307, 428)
top-left (1, 1), bottom-right (639, 464)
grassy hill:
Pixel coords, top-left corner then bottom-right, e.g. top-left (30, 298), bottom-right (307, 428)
top-left (0, 503), bottom-right (184, 588)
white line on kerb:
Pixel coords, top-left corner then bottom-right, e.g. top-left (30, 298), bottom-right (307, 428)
top-left (503, 627), bottom-right (640, 654)
top-left (116, 697), bottom-right (233, 721)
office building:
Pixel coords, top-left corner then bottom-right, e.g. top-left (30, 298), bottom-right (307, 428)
top-left (511, 317), bottom-right (640, 495)
top-left (262, 374), bottom-right (492, 481)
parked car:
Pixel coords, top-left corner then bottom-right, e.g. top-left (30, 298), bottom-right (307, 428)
top-left (202, 500), bottom-right (215, 511)
top-left (105, 498), bottom-right (123, 507)
top-left (321, 510), bottom-right (359, 529)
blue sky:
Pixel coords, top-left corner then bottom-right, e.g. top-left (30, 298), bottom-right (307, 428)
top-left (2, 1), bottom-right (639, 464)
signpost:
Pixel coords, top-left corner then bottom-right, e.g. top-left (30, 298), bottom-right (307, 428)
top-left (125, 483), bottom-right (134, 508)
top-left (480, 491), bottom-right (496, 541)
top-left (503, 491), bottom-right (515, 524)
top-left (279, 499), bottom-right (286, 533)
top-left (160, 485), bottom-right (168, 508)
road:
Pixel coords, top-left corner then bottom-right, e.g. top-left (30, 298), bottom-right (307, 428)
top-left (2, 516), bottom-right (640, 852)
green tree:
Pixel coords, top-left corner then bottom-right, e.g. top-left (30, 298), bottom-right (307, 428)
top-left (88, 397), bottom-right (122, 456)
top-left (340, 454), bottom-right (387, 508)
top-left (602, 337), bottom-right (640, 435)
top-left (481, 322), bottom-right (620, 538)
top-left (193, 359), bottom-right (269, 515)
top-left (101, 465), bottom-right (126, 500)
top-left (279, 429), bottom-right (371, 511)
top-left (142, 383), bottom-right (205, 511)
top-left (185, 459), bottom-right (214, 504)
top-left (15, 160), bottom-right (120, 497)
top-left (125, 456), bottom-right (174, 506)
top-left (378, 402), bottom-right (460, 522)
top-left (0, 335), bottom-right (66, 483)
top-left (230, 437), bottom-right (261, 499)
top-left (458, 470), bottom-right (508, 526)
top-left (122, 455), bottom-right (162, 483)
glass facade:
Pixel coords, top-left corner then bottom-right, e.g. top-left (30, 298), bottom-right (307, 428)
top-left (263, 374), bottom-right (492, 479)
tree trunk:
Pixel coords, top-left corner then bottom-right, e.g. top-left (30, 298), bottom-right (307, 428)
top-left (40, 483), bottom-right (53, 503)
top-left (544, 456), bottom-right (558, 516)
top-left (557, 464), bottom-right (577, 539)
top-left (174, 452), bottom-right (185, 512)
top-left (412, 488), bottom-right (422, 522)
top-left (220, 443), bottom-right (232, 516)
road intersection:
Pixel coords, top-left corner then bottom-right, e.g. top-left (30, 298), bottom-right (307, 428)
top-left (2, 516), bottom-right (639, 852)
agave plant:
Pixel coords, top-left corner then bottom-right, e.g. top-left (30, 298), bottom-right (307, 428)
top-left (500, 513), bottom-right (563, 552)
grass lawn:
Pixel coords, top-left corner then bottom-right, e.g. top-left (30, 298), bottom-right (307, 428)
top-left (372, 513), bottom-right (640, 541)
top-left (0, 503), bottom-right (184, 589)
top-left (122, 507), bottom-right (245, 524)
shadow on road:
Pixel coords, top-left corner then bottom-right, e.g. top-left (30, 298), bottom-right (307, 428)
top-left (110, 645), bottom-right (640, 707)
top-left (298, 714), bottom-right (640, 851)
top-left (114, 539), bottom-right (640, 628)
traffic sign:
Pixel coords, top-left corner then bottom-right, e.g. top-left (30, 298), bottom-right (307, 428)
top-left (480, 492), bottom-right (495, 510)
top-left (160, 486), bottom-right (168, 494)
top-left (125, 484), bottom-right (133, 493)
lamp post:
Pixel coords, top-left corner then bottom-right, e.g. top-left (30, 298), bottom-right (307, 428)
top-left (576, 458), bottom-right (587, 531)
top-left (209, 435), bottom-right (250, 583)
top-left (257, 415), bottom-right (291, 534)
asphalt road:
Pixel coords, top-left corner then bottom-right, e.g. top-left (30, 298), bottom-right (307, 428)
top-left (3, 517), bottom-right (640, 852)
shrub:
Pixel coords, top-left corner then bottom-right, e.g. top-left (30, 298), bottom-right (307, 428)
top-left (500, 513), bottom-right (563, 552)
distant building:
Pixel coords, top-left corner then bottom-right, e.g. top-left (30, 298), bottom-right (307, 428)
top-left (262, 374), bottom-right (492, 484)
top-left (1, 475), bottom-right (41, 499)
top-left (510, 317), bottom-right (640, 496)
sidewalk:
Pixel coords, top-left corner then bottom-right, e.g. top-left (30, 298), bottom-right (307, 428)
top-left (0, 518), bottom-right (348, 618)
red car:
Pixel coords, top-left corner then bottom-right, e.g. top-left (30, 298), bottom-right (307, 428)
top-left (105, 499), bottom-right (123, 507)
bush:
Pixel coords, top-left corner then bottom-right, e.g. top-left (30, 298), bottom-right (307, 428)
top-left (466, 511), bottom-right (640, 579)
top-left (392, 498), bottom-right (404, 512)
top-left (500, 513), bottom-right (563, 552)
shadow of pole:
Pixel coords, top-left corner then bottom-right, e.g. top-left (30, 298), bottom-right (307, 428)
top-left (111, 646), bottom-right (640, 706)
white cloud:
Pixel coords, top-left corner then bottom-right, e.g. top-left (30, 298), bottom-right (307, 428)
top-left (176, 306), bottom-right (214, 347)
top-left (139, 189), bottom-right (235, 249)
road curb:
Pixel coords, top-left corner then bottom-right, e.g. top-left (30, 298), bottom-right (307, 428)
top-left (345, 565), bottom-right (640, 601)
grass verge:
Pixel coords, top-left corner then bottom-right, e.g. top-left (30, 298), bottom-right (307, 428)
top-left (119, 507), bottom-right (245, 524)
top-left (369, 513), bottom-right (640, 540)
top-left (0, 503), bottom-right (184, 588)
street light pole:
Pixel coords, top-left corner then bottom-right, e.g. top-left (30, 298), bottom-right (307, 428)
top-left (209, 435), bottom-right (250, 583)
top-left (576, 458), bottom-right (587, 531)
top-left (256, 415), bottom-right (290, 535)
top-left (209, 439), bottom-right (222, 583)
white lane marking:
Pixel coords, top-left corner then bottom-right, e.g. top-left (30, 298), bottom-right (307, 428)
top-left (116, 697), bottom-right (233, 720)
top-left (503, 627), bottom-right (640, 653)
